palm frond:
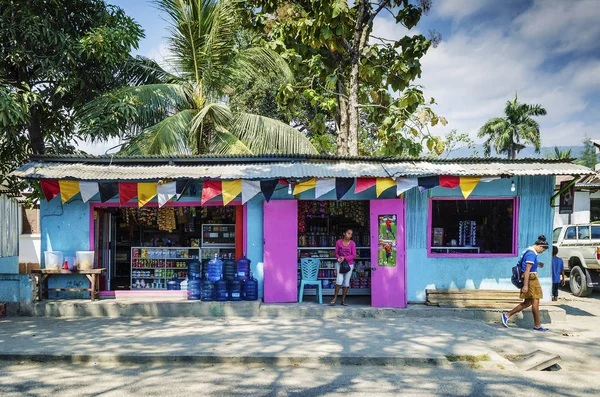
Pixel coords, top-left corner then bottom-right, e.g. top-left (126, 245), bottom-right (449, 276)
top-left (231, 112), bottom-right (318, 154)
top-left (188, 102), bottom-right (234, 152)
top-left (227, 47), bottom-right (294, 88)
top-left (209, 128), bottom-right (253, 154)
top-left (124, 56), bottom-right (184, 85)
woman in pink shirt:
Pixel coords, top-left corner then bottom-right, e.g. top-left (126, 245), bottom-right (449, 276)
top-left (330, 228), bottom-right (357, 306)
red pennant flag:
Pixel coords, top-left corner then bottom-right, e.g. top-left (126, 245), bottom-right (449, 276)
top-left (40, 180), bottom-right (60, 202)
top-left (202, 180), bottom-right (222, 204)
top-left (439, 175), bottom-right (460, 189)
top-left (119, 182), bottom-right (138, 205)
top-left (355, 178), bottom-right (376, 194)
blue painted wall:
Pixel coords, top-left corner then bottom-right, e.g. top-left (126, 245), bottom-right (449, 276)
top-left (41, 196), bottom-right (91, 298)
top-left (245, 196), bottom-right (265, 297)
top-left (0, 256), bottom-right (18, 274)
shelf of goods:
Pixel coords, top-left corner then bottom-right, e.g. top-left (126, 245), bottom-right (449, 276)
top-left (298, 247), bottom-right (372, 295)
top-left (131, 247), bottom-right (200, 290)
top-left (201, 224), bottom-right (236, 248)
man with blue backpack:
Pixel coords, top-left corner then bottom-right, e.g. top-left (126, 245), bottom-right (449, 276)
top-left (502, 235), bottom-right (550, 331)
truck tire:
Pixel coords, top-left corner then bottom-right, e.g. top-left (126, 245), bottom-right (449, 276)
top-left (569, 266), bottom-right (593, 297)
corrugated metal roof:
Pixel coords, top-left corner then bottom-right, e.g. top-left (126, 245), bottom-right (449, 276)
top-left (11, 156), bottom-right (594, 181)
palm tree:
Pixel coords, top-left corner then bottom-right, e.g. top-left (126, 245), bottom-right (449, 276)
top-left (547, 146), bottom-right (572, 160)
top-left (78, 0), bottom-right (316, 155)
top-left (477, 93), bottom-right (547, 159)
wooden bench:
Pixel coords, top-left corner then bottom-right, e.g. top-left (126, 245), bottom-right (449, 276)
top-left (426, 289), bottom-right (556, 308)
top-left (31, 269), bottom-right (106, 302)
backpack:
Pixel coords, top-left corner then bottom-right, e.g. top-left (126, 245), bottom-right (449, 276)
top-left (511, 248), bottom-right (535, 289)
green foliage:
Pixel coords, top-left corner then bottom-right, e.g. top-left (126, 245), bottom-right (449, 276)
top-left (577, 138), bottom-right (598, 169)
top-left (243, 0), bottom-right (442, 156)
top-left (439, 130), bottom-right (478, 159)
top-left (477, 93), bottom-right (547, 159)
top-left (0, 0), bottom-right (144, 187)
top-left (79, 0), bottom-right (317, 156)
top-left (547, 146), bottom-right (573, 160)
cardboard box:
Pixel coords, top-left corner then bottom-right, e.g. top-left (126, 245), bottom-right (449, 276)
top-left (19, 263), bottom-right (41, 274)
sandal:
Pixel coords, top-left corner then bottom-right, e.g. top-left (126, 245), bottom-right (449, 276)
top-left (341, 302), bottom-right (348, 306)
top-left (330, 300), bottom-right (336, 306)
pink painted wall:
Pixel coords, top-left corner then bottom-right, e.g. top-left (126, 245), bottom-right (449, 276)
top-left (370, 199), bottom-right (406, 308)
top-left (263, 200), bottom-right (298, 303)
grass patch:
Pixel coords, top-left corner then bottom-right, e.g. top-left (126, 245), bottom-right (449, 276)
top-left (497, 364), bottom-right (505, 370)
top-left (445, 354), bottom-right (491, 363)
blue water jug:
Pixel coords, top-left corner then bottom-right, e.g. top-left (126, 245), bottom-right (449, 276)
top-left (188, 261), bottom-right (202, 279)
top-left (223, 255), bottom-right (237, 281)
top-left (187, 279), bottom-right (201, 300)
top-left (243, 272), bottom-right (258, 301)
top-left (214, 275), bottom-right (228, 301)
top-left (228, 279), bottom-right (242, 301)
top-left (236, 255), bottom-right (251, 281)
top-left (207, 254), bottom-right (223, 282)
top-left (200, 273), bottom-right (215, 301)
top-left (167, 275), bottom-right (180, 291)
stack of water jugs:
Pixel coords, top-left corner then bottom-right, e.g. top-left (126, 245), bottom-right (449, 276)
top-left (187, 254), bottom-right (258, 301)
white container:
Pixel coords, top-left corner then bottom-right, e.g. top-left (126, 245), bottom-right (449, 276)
top-left (44, 251), bottom-right (63, 270)
top-left (76, 251), bottom-right (95, 270)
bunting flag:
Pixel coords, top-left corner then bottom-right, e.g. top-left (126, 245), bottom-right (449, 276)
top-left (459, 177), bottom-right (481, 199)
top-left (176, 180), bottom-right (191, 200)
top-left (222, 180), bottom-right (242, 206)
top-left (59, 180), bottom-right (80, 203)
top-left (418, 176), bottom-right (440, 192)
top-left (260, 179), bottom-right (279, 202)
top-left (439, 175), bottom-right (460, 189)
top-left (315, 178), bottom-right (336, 199)
top-left (99, 182), bottom-right (119, 203)
top-left (80, 181), bottom-right (99, 203)
top-left (355, 178), bottom-right (376, 194)
top-left (376, 178), bottom-right (396, 197)
top-left (119, 182), bottom-right (137, 205)
top-left (335, 178), bottom-right (354, 200)
top-left (158, 181), bottom-right (176, 207)
top-left (40, 180), bottom-right (60, 202)
top-left (396, 177), bottom-right (418, 196)
top-left (201, 180), bottom-right (222, 204)
top-left (242, 180), bottom-right (261, 204)
top-left (138, 182), bottom-right (157, 207)
top-left (293, 178), bottom-right (317, 195)
top-left (480, 177), bottom-right (501, 183)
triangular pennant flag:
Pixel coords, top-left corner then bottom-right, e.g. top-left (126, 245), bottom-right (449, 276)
top-left (80, 181), bottom-right (99, 203)
top-left (418, 176), bottom-right (440, 192)
top-left (138, 182), bottom-right (158, 207)
top-left (201, 180), bottom-right (222, 204)
top-left (459, 177), bottom-right (481, 199)
top-left (335, 178), bottom-right (354, 200)
top-left (355, 178), bottom-right (376, 194)
top-left (59, 180), bottom-right (80, 203)
top-left (119, 182), bottom-right (137, 205)
top-left (158, 181), bottom-right (176, 207)
top-left (293, 178), bottom-right (317, 195)
top-left (242, 180), bottom-right (261, 204)
top-left (176, 180), bottom-right (191, 200)
top-left (396, 177), bottom-right (418, 196)
top-left (99, 182), bottom-right (119, 203)
top-left (439, 175), bottom-right (460, 189)
top-left (260, 179), bottom-right (279, 202)
top-left (376, 178), bottom-right (396, 198)
top-left (480, 177), bottom-right (501, 183)
top-left (40, 180), bottom-right (60, 202)
top-left (222, 180), bottom-right (242, 206)
top-left (315, 178), bottom-right (336, 199)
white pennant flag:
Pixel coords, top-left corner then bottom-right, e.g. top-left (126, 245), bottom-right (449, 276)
top-left (79, 181), bottom-right (99, 203)
top-left (480, 177), bottom-right (501, 183)
top-left (315, 178), bottom-right (336, 199)
top-left (396, 177), bottom-right (418, 196)
top-left (158, 181), bottom-right (176, 207)
top-left (242, 180), bottom-right (261, 204)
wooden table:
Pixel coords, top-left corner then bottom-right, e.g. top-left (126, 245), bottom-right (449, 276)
top-left (31, 269), bottom-right (106, 302)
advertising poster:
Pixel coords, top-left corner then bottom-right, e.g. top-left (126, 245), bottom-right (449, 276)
top-left (559, 181), bottom-right (574, 215)
top-left (378, 214), bottom-right (397, 267)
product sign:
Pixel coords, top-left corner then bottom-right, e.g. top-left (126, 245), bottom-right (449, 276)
top-left (559, 181), bottom-right (575, 215)
top-left (378, 214), bottom-right (397, 267)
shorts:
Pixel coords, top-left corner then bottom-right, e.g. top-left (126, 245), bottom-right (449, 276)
top-left (386, 253), bottom-right (392, 258)
top-left (520, 273), bottom-right (543, 300)
top-left (335, 263), bottom-right (354, 287)
top-left (386, 227), bottom-right (393, 232)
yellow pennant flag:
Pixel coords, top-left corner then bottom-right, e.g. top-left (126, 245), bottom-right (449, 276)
top-left (138, 182), bottom-right (158, 207)
top-left (59, 180), bottom-right (80, 203)
top-left (459, 177), bottom-right (481, 199)
top-left (293, 178), bottom-right (317, 195)
top-left (376, 178), bottom-right (396, 197)
top-left (222, 180), bottom-right (242, 206)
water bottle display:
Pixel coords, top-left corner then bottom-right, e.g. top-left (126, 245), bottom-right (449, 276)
top-left (188, 261), bottom-right (202, 280)
top-left (187, 279), bottom-right (201, 300)
top-left (166, 275), bottom-right (180, 290)
top-left (207, 254), bottom-right (223, 282)
top-left (227, 279), bottom-right (242, 301)
top-left (242, 272), bottom-right (258, 301)
top-left (223, 254), bottom-right (237, 281)
top-left (214, 275), bottom-right (228, 301)
top-left (236, 255), bottom-right (251, 281)
top-left (200, 275), bottom-right (215, 301)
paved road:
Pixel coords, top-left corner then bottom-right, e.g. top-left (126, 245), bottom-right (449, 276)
top-left (1, 361), bottom-right (598, 397)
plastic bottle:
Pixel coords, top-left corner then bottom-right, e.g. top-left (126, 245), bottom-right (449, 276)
top-left (214, 274), bottom-right (228, 301)
top-left (236, 255), bottom-right (251, 281)
top-left (228, 279), bottom-right (242, 301)
top-left (207, 254), bottom-right (223, 282)
top-left (223, 255), bottom-right (237, 281)
top-left (243, 272), bottom-right (258, 301)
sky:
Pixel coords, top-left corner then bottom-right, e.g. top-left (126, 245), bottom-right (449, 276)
top-left (83, 0), bottom-right (600, 155)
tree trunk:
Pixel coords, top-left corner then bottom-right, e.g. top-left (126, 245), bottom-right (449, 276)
top-left (336, 78), bottom-right (349, 156)
top-left (29, 106), bottom-right (45, 155)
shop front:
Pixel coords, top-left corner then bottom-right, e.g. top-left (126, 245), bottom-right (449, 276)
top-left (12, 154), bottom-right (593, 308)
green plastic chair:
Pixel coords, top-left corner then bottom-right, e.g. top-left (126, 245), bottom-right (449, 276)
top-left (298, 258), bottom-right (322, 304)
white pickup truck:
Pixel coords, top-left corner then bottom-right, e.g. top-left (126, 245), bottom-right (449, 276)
top-left (553, 224), bottom-right (600, 297)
